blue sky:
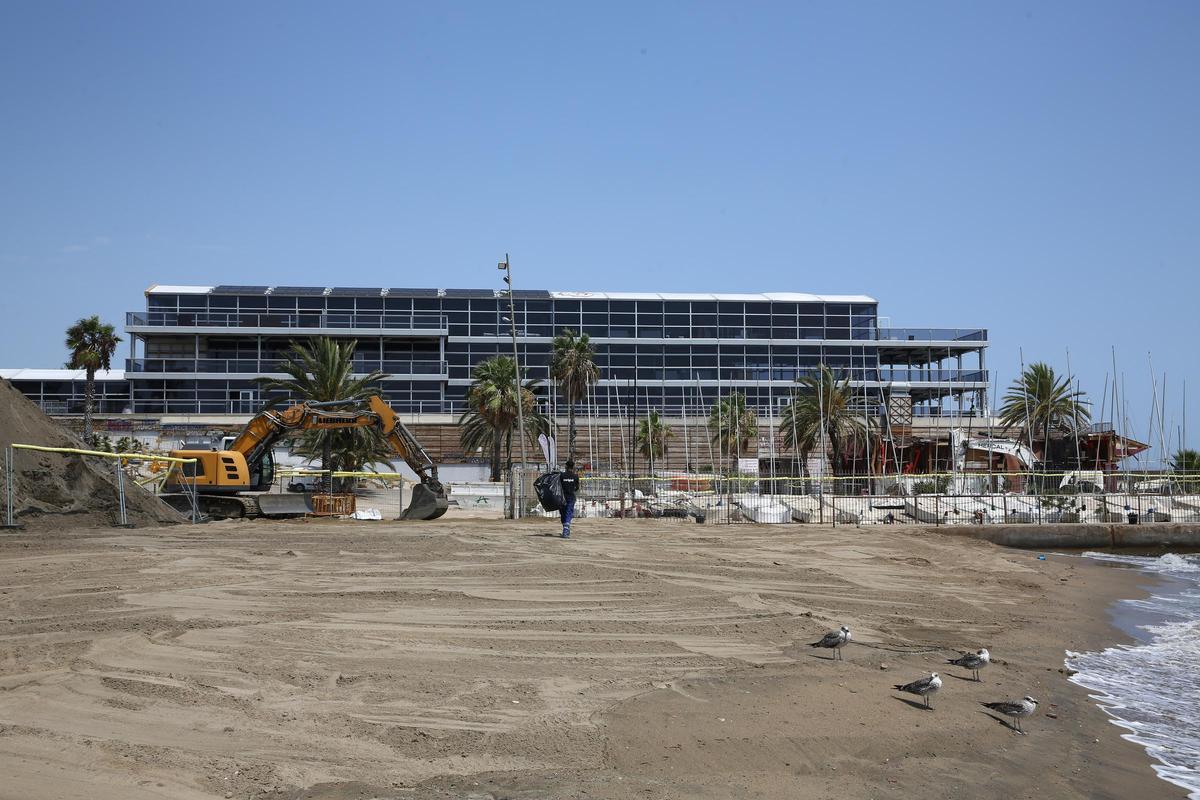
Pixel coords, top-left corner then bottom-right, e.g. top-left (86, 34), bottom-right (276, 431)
top-left (1, 1), bottom-right (1197, 461)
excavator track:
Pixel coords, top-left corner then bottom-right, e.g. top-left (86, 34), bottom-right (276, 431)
top-left (160, 493), bottom-right (261, 520)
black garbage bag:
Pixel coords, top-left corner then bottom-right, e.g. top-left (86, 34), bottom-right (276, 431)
top-left (534, 471), bottom-right (565, 512)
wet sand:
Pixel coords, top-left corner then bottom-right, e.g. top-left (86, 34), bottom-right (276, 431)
top-left (0, 518), bottom-right (1182, 799)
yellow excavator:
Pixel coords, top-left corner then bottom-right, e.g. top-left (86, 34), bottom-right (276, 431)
top-left (161, 395), bottom-right (448, 520)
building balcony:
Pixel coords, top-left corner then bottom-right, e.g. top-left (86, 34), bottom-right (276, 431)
top-left (876, 327), bottom-right (987, 343)
top-left (126, 358), bottom-right (449, 379)
top-left (125, 310), bottom-right (449, 336)
top-left (879, 368), bottom-right (988, 384)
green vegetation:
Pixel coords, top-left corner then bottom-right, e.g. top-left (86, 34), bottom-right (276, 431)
top-left (459, 356), bottom-right (552, 481)
top-left (65, 315), bottom-right (122, 444)
top-left (1173, 448), bottom-right (1200, 491)
top-left (779, 365), bottom-right (871, 476)
top-left (708, 391), bottom-right (758, 470)
top-left (636, 410), bottom-right (674, 467)
top-left (549, 328), bottom-right (598, 460)
top-left (998, 362), bottom-right (1090, 448)
top-left (257, 337), bottom-right (388, 489)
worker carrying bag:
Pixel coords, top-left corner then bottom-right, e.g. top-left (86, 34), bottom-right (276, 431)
top-left (534, 471), bottom-right (566, 512)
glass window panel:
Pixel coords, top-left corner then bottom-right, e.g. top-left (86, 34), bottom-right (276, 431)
top-left (356, 297), bottom-right (383, 310)
top-left (180, 295), bottom-right (208, 308)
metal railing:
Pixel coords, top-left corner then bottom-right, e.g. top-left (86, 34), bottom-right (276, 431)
top-left (512, 470), bottom-right (1200, 525)
top-left (126, 358), bottom-right (448, 376)
top-left (878, 368), bottom-right (988, 383)
top-left (877, 328), bottom-right (987, 342)
top-left (126, 310), bottom-right (448, 331)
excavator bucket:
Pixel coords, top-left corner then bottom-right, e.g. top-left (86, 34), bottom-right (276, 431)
top-left (402, 481), bottom-right (449, 520)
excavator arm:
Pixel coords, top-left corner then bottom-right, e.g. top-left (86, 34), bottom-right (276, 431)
top-left (225, 396), bottom-right (448, 519)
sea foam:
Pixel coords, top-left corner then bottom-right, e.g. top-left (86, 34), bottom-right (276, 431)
top-left (1068, 553), bottom-right (1200, 798)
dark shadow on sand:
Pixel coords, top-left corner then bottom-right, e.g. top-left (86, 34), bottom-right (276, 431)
top-left (944, 672), bottom-right (981, 682)
top-left (893, 695), bottom-right (934, 711)
top-left (980, 710), bottom-right (1025, 734)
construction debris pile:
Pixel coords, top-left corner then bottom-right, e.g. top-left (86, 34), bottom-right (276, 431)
top-left (0, 379), bottom-right (182, 529)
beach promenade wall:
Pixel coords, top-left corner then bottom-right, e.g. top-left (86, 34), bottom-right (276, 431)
top-left (929, 523), bottom-right (1200, 549)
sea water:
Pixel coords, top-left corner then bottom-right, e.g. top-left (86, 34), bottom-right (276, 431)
top-left (1066, 552), bottom-right (1200, 798)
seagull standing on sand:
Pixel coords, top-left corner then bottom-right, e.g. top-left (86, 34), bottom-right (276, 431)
top-left (809, 625), bottom-right (851, 660)
top-left (893, 672), bottom-right (942, 708)
top-left (982, 696), bottom-right (1039, 734)
top-left (947, 648), bottom-right (990, 681)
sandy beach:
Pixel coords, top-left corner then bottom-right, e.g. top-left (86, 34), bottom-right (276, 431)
top-left (0, 518), bottom-right (1182, 800)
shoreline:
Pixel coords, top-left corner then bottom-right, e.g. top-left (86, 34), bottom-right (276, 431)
top-left (1063, 553), bottom-right (1198, 799)
top-left (0, 519), bottom-right (1189, 799)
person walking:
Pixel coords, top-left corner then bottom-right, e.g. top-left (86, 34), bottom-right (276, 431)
top-left (559, 460), bottom-right (579, 538)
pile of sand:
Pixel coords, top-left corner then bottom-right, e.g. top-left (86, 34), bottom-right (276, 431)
top-left (0, 379), bottom-right (183, 529)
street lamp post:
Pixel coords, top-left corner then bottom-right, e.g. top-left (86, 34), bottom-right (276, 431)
top-left (499, 254), bottom-right (528, 519)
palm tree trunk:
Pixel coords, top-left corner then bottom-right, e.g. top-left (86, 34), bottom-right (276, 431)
top-left (829, 427), bottom-right (842, 478)
top-left (83, 368), bottom-right (96, 444)
top-left (491, 427), bottom-right (502, 482)
top-left (568, 404), bottom-right (577, 461)
top-left (323, 438), bottom-right (333, 492)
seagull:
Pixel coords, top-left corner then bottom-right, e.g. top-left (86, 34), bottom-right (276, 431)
top-left (947, 648), bottom-right (990, 681)
top-left (982, 696), bottom-right (1039, 734)
top-left (893, 672), bottom-right (942, 708)
top-left (809, 625), bottom-right (851, 660)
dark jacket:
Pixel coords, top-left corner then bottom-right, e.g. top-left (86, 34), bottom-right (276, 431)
top-left (560, 469), bottom-right (579, 501)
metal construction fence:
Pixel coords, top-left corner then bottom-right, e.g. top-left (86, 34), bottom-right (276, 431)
top-left (3, 443), bottom-right (200, 528)
top-left (513, 469), bottom-right (1200, 526)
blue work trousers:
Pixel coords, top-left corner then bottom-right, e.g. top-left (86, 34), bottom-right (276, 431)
top-left (559, 497), bottom-right (576, 535)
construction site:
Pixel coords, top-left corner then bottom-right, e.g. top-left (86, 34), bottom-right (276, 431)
top-left (0, 362), bottom-right (1186, 799)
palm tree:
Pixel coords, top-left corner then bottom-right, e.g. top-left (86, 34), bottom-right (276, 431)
top-left (708, 392), bottom-right (758, 472)
top-left (636, 410), bottom-right (674, 472)
top-left (999, 362), bottom-right (1090, 456)
top-left (257, 337), bottom-right (387, 484)
top-left (460, 356), bottom-right (551, 481)
top-left (549, 328), bottom-right (598, 460)
top-left (781, 365), bottom-right (871, 476)
top-left (293, 427), bottom-right (397, 486)
top-left (65, 315), bottom-right (122, 444)
top-left (1172, 449), bottom-right (1200, 491)
top-left (778, 396), bottom-right (817, 478)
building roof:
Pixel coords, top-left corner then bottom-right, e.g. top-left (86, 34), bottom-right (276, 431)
top-left (1, 369), bottom-right (127, 381)
top-left (145, 285), bottom-right (876, 303)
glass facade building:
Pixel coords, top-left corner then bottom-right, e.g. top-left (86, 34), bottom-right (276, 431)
top-left (5, 285), bottom-right (989, 419)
